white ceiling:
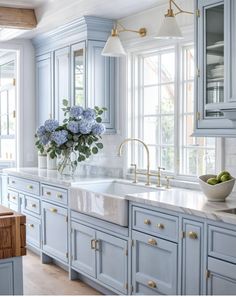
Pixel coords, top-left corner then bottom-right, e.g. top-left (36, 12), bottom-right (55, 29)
top-left (0, 0), bottom-right (166, 39)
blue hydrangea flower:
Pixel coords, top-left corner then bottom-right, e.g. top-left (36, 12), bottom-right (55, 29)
top-left (83, 108), bottom-right (96, 121)
top-left (36, 125), bottom-right (46, 137)
top-left (40, 134), bottom-right (50, 145)
top-left (51, 130), bottom-right (68, 146)
top-left (92, 123), bottom-right (106, 135)
top-left (70, 106), bottom-right (84, 119)
top-left (67, 121), bottom-right (79, 134)
top-left (44, 119), bottom-right (59, 132)
top-left (79, 119), bottom-right (94, 134)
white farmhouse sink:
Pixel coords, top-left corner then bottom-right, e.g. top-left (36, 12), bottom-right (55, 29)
top-left (70, 180), bottom-right (162, 226)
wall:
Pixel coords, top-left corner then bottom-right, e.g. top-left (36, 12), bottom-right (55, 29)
top-left (0, 39), bottom-right (36, 168)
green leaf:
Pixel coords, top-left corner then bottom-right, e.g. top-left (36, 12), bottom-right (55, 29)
top-left (96, 143), bottom-right (103, 149)
top-left (92, 147), bottom-right (98, 154)
top-left (96, 117), bottom-right (102, 123)
top-left (98, 110), bottom-right (103, 115)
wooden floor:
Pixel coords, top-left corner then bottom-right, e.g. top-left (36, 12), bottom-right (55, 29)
top-left (23, 251), bottom-right (101, 295)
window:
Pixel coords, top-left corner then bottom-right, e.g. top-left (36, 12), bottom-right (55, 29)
top-left (128, 44), bottom-right (218, 179)
top-left (0, 55), bottom-right (16, 165)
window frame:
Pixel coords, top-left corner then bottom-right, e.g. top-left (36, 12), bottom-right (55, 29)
top-left (127, 42), bottom-right (224, 182)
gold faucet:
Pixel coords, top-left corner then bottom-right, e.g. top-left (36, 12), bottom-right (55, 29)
top-left (157, 166), bottom-right (165, 187)
top-left (118, 138), bottom-right (151, 186)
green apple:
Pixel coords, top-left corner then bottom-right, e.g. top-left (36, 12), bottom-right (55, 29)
top-left (221, 174), bottom-right (231, 182)
top-left (207, 177), bottom-right (219, 185)
top-left (217, 171), bottom-right (231, 182)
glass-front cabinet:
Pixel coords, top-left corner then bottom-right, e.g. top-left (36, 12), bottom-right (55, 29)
top-left (195, 0), bottom-right (236, 136)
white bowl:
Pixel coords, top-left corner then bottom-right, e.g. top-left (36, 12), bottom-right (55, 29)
top-left (199, 174), bottom-right (235, 202)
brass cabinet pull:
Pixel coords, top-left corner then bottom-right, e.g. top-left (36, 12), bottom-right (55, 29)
top-left (95, 240), bottom-right (100, 251)
top-left (57, 194), bottom-right (63, 198)
top-left (148, 238), bottom-right (157, 246)
top-left (31, 204), bottom-right (37, 208)
top-left (28, 224), bottom-right (34, 228)
top-left (50, 208), bottom-right (57, 213)
top-left (28, 185), bottom-right (33, 190)
top-left (11, 180), bottom-right (15, 184)
top-left (188, 231), bottom-right (198, 239)
top-left (91, 239), bottom-right (96, 250)
top-left (46, 191), bottom-right (51, 196)
top-left (12, 196), bottom-right (16, 200)
top-left (147, 280), bottom-right (157, 288)
top-left (144, 219), bottom-right (151, 225)
top-left (157, 223), bottom-right (164, 229)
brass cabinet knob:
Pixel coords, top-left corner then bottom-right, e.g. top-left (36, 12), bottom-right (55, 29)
top-left (157, 223), bottom-right (164, 229)
top-left (91, 239), bottom-right (96, 250)
top-left (12, 196), bottom-right (16, 200)
top-left (28, 224), bottom-right (34, 228)
top-left (147, 280), bottom-right (157, 288)
top-left (11, 180), bottom-right (15, 184)
top-left (57, 194), bottom-right (63, 198)
top-left (28, 185), bottom-right (33, 189)
top-left (188, 231), bottom-right (198, 239)
top-left (31, 204), bottom-right (37, 208)
top-left (46, 191), bottom-right (51, 196)
top-left (50, 208), bottom-right (57, 213)
top-left (148, 238), bottom-right (157, 246)
top-left (144, 219), bottom-right (151, 225)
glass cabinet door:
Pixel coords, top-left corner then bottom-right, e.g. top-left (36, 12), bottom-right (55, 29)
top-left (71, 42), bottom-right (86, 107)
top-left (204, 2), bottom-right (224, 118)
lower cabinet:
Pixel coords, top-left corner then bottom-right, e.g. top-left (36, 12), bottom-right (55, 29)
top-left (182, 219), bottom-right (204, 295)
top-left (42, 201), bottom-right (68, 263)
top-left (25, 214), bottom-right (41, 249)
top-left (71, 221), bottom-right (128, 294)
top-left (0, 257), bottom-right (23, 295)
top-left (131, 230), bottom-right (178, 295)
top-left (207, 257), bottom-right (236, 295)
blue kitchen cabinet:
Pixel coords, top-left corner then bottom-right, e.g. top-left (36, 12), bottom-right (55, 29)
top-left (195, 0), bottom-right (236, 136)
top-left (132, 230), bottom-right (178, 295)
top-left (182, 219), bottom-right (204, 295)
top-left (0, 257), bottom-right (23, 295)
top-left (87, 40), bottom-right (116, 132)
top-left (207, 257), bottom-right (236, 295)
top-left (25, 214), bottom-right (41, 249)
top-left (71, 221), bottom-right (96, 277)
top-left (54, 47), bottom-right (70, 123)
top-left (71, 220), bottom-right (128, 294)
top-left (36, 53), bottom-right (53, 126)
top-left (42, 201), bottom-right (68, 263)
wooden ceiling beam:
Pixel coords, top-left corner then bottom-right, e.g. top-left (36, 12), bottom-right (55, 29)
top-left (0, 7), bottom-right (37, 30)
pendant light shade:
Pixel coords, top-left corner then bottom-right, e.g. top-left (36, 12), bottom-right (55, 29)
top-left (102, 35), bottom-right (126, 57)
top-left (155, 15), bottom-right (183, 39)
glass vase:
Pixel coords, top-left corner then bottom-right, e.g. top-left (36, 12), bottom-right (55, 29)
top-left (57, 150), bottom-right (77, 176)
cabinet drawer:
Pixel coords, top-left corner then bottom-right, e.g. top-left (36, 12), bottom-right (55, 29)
top-left (132, 206), bottom-right (178, 242)
top-left (8, 190), bottom-right (19, 205)
top-left (26, 215), bottom-right (41, 249)
top-left (208, 225), bottom-right (236, 264)
top-left (132, 230), bottom-right (178, 295)
top-left (8, 176), bottom-right (40, 196)
top-left (24, 195), bottom-right (41, 216)
top-left (41, 185), bottom-right (68, 205)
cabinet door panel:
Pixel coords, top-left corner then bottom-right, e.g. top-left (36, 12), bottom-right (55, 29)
top-left (96, 231), bottom-right (128, 294)
top-left (132, 230), bottom-right (178, 295)
top-left (25, 214), bottom-right (41, 249)
top-left (42, 201), bottom-right (68, 263)
top-left (0, 262), bottom-right (13, 295)
top-left (182, 219), bottom-right (204, 295)
top-left (208, 257), bottom-right (236, 295)
top-left (54, 47), bottom-right (70, 123)
top-left (87, 40), bottom-right (115, 132)
top-left (71, 221), bottom-right (96, 278)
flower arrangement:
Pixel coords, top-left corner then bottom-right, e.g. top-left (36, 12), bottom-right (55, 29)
top-left (35, 100), bottom-right (106, 175)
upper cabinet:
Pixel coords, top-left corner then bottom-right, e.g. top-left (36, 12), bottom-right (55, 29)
top-left (195, 0), bottom-right (236, 137)
top-left (33, 17), bottom-right (116, 133)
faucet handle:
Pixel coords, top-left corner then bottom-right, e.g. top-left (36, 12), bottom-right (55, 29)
top-left (130, 163), bottom-right (138, 183)
top-left (165, 176), bottom-right (174, 189)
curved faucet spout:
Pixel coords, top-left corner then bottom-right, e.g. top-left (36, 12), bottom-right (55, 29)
top-left (118, 138), bottom-right (151, 185)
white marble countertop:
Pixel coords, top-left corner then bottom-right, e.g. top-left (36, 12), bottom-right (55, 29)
top-left (4, 167), bottom-right (236, 225)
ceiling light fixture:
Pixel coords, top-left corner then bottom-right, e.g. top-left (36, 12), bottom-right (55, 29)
top-left (102, 23), bottom-right (147, 57)
top-left (155, 0), bottom-right (193, 40)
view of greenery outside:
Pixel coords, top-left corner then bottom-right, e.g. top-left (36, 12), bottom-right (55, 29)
top-left (137, 45), bottom-right (216, 176)
top-left (0, 59), bottom-right (16, 162)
